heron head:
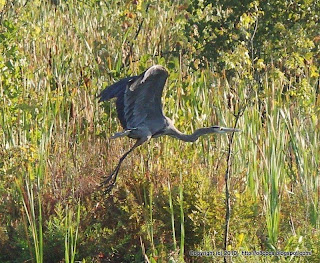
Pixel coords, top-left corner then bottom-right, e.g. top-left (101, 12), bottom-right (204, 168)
top-left (211, 125), bottom-right (241, 134)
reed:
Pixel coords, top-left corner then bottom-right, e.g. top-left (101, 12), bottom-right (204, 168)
top-left (64, 203), bottom-right (81, 263)
top-left (179, 172), bottom-right (185, 262)
top-left (0, 1), bottom-right (319, 262)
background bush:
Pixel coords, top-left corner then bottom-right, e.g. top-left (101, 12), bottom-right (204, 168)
top-left (0, 0), bottom-right (319, 262)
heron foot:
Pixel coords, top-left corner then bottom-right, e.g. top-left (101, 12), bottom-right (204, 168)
top-left (100, 174), bottom-right (116, 194)
top-left (100, 165), bottom-right (121, 193)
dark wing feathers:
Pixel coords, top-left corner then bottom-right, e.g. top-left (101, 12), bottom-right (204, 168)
top-left (98, 77), bottom-right (132, 102)
top-left (98, 76), bottom-right (137, 129)
top-left (98, 65), bottom-right (168, 131)
top-left (124, 65), bottom-right (168, 129)
top-left (114, 91), bottom-right (127, 128)
top-left (123, 73), bottom-right (147, 129)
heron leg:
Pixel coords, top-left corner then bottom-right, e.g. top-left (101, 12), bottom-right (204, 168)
top-left (101, 136), bottom-right (150, 193)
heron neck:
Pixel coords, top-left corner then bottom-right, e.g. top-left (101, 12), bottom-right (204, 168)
top-left (170, 127), bottom-right (212, 142)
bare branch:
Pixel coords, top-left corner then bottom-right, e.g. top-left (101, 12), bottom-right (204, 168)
top-left (223, 111), bottom-right (243, 263)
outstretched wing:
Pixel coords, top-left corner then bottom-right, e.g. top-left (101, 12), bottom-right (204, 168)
top-left (98, 65), bottom-right (168, 131)
top-left (123, 65), bottom-right (168, 129)
top-left (98, 76), bottom-right (138, 129)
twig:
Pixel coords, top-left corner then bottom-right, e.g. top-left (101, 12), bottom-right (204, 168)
top-left (127, 2), bottom-right (151, 61)
top-left (223, 112), bottom-right (242, 263)
top-left (134, 3), bottom-right (150, 40)
top-left (140, 236), bottom-right (151, 263)
top-left (222, 73), bottom-right (255, 260)
top-left (250, 16), bottom-right (259, 66)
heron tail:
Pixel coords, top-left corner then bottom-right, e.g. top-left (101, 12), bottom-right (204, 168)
top-left (110, 128), bottom-right (137, 139)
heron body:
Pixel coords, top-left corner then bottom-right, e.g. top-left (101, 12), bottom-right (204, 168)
top-left (99, 65), bottom-right (239, 191)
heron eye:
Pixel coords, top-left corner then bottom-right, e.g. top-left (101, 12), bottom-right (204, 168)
top-left (220, 127), bottom-right (223, 130)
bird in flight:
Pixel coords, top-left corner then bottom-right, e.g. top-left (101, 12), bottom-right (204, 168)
top-left (99, 65), bottom-right (240, 192)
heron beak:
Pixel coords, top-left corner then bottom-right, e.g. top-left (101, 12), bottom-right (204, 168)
top-left (220, 127), bottom-right (241, 133)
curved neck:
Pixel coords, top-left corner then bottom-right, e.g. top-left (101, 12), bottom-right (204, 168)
top-left (169, 127), bottom-right (213, 142)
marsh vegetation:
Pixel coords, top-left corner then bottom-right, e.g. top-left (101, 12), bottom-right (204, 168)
top-left (0, 0), bottom-right (319, 262)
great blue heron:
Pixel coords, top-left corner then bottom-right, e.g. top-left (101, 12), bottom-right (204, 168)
top-left (99, 65), bottom-right (240, 191)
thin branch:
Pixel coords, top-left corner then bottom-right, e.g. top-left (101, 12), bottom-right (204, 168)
top-left (127, 2), bottom-right (151, 61)
top-left (250, 16), bottom-right (259, 65)
top-left (134, 3), bottom-right (151, 40)
top-left (223, 111), bottom-right (243, 263)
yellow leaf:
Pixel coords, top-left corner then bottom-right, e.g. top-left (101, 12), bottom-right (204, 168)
top-left (237, 233), bottom-right (245, 247)
top-left (0, 0), bottom-right (6, 11)
top-left (34, 26), bottom-right (41, 36)
top-left (310, 65), bottom-right (319, 78)
top-left (137, 0), bottom-right (142, 11)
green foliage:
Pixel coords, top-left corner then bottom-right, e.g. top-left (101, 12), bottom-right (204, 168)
top-left (0, 0), bottom-right (319, 262)
top-left (185, 0), bottom-right (320, 64)
top-left (185, 0), bottom-right (260, 63)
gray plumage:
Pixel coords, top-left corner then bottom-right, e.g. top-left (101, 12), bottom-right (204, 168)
top-left (99, 65), bottom-right (240, 191)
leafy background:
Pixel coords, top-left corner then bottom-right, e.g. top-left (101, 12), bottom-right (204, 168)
top-left (0, 0), bottom-right (319, 262)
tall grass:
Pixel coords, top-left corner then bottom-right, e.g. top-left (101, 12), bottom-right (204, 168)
top-left (0, 1), bottom-right (319, 262)
top-left (18, 176), bottom-right (43, 263)
top-left (64, 203), bottom-right (81, 263)
top-left (179, 172), bottom-right (185, 262)
top-left (262, 109), bottom-right (286, 249)
top-left (168, 180), bottom-right (177, 251)
top-left (143, 182), bottom-right (156, 258)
